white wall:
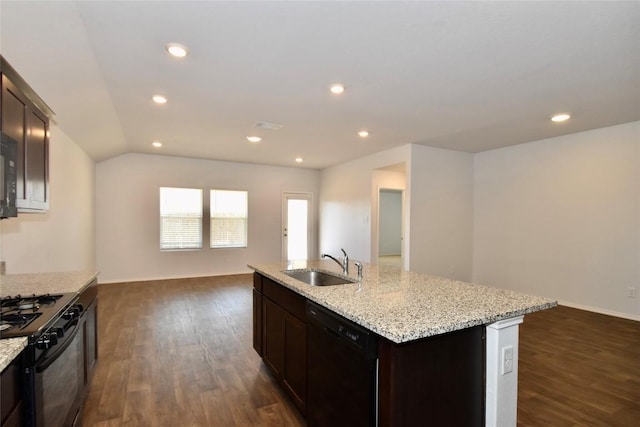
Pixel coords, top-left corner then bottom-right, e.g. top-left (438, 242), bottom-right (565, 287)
top-left (408, 144), bottom-right (474, 281)
top-left (319, 145), bottom-right (411, 262)
top-left (0, 126), bottom-right (96, 274)
top-left (319, 143), bottom-right (474, 281)
top-left (96, 153), bottom-right (320, 283)
top-left (473, 121), bottom-right (640, 319)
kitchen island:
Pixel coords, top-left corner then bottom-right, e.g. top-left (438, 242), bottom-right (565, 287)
top-left (249, 260), bottom-right (556, 427)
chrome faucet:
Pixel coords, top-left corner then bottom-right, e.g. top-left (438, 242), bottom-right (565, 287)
top-left (321, 248), bottom-right (349, 275)
top-left (354, 261), bottom-right (363, 281)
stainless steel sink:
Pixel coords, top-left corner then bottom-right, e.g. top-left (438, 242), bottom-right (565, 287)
top-left (283, 269), bottom-right (357, 286)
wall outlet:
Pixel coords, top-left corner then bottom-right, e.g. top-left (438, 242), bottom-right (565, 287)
top-left (628, 287), bottom-right (637, 298)
top-left (0, 261), bottom-right (5, 275)
top-left (501, 345), bottom-right (514, 375)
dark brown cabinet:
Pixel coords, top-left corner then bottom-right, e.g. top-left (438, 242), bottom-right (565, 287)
top-left (254, 273), bottom-right (307, 415)
top-left (253, 271), bottom-right (487, 426)
top-left (252, 274), bottom-right (263, 355)
top-left (1, 56), bottom-right (53, 213)
top-left (263, 297), bottom-right (287, 376)
top-left (0, 351), bottom-right (24, 427)
top-left (378, 326), bottom-right (485, 427)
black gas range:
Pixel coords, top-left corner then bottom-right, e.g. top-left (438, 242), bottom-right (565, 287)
top-left (1, 293), bottom-right (78, 341)
top-left (1, 292), bottom-right (84, 427)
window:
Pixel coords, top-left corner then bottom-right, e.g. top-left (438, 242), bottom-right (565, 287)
top-left (210, 189), bottom-right (248, 248)
top-left (159, 187), bottom-right (202, 250)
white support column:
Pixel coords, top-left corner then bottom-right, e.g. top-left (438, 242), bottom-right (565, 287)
top-left (485, 316), bottom-right (524, 427)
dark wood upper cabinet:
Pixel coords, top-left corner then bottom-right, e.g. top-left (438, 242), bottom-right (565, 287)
top-left (1, 56), bottom-right (53, 213)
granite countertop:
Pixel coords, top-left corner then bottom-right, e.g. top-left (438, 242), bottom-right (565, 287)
top-left (249, 260), bottom-right (556, 344)
top-left (0, 270), bottom-right (98, 297)
top-left (0, 270), bottom-right (99, 371)
top-left (0, 337), bottom-right (28, 372)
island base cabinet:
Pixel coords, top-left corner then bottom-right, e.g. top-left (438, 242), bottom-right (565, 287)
top-left (262, 296), bottom-right (307, 414)
top-left (378, 325), bottom-right (485, 427)
top-left (257, 273), bottom-right (307, 415)
top-left (252, 288), bottom-right (263, 355)
top-left (263, 297), bottom-right (286, 376)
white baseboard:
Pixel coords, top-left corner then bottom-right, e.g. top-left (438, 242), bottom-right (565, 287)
top-left (558, 300), bottom-right (640, 321)
top-left (98, 270), bottom-right (253, 285)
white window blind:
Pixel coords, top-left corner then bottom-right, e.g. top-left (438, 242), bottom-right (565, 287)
top-left (160, 187), bottom-right (203, 250)
top-left (210, 189), bottom-right (248, 248)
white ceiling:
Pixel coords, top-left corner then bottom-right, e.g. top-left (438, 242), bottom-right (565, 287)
top-left (1, 1), bottom-right (638, 169)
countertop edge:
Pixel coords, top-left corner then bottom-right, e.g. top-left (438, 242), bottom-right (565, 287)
top-left (0, 337), bottom-right (28, 372)
top-left (1, 270), bottom-right (99, 297)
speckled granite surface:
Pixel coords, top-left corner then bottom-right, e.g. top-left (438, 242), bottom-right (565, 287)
top-left (0, 270), bottom-right (98, 297)
top-left (0, 337), bottom-right (27, 372)
top-left (249, 260), bottom-right (556, 344)
top-left (0, 270), bottom-right (99, 371)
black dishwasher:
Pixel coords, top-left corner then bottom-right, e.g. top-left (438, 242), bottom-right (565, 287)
top-left (306, 301), bottom-right (378, 427)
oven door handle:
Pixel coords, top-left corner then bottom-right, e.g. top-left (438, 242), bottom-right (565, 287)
top-left (35, 318), bottom-right (81, 373)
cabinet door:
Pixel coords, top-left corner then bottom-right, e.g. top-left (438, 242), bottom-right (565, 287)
top-left (25, 108), bottom-right (48, 209)
top-left (284, 314), bottom-right (307, 413)
top-left (1, 64), bottom-right (50, 213)
top-left (0, 351), bottom-right (23, 427)
top-left (253, 289), bottom-right (263, 356)
top-left (1, 75), bottom-right (27, 201)
top-left (263, 297), bottom-right (286, 377)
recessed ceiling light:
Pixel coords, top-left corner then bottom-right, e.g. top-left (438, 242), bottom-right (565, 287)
top-left (551, 113), bottom-right (570, 122)
top-left (295, 157), bottom-right (303, 163)
top-left (330, 83), bottom-right (345, 95)
top-left (246, 136), bottom-right (262, 143)
top-left (152, 141), bottom-right (162, 148)
top-left (152, 95), bottom-right (167, 104)
top-left (165, 43), bottom-right (189, 58)
top-left (358, 130), bottom-right (369, 138)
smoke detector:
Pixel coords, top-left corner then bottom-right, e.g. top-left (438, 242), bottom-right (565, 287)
top-left (254, 121), bottom-right (284, 131)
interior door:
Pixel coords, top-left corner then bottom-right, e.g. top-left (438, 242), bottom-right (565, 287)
top-left (283, 193), bottom-right (311, 261)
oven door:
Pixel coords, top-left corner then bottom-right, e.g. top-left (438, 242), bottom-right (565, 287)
top-left (33, 319), bottom-right (83, 427)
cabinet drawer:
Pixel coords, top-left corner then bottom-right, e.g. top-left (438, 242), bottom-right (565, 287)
top-left (262, 276), bottom-right (306, 321)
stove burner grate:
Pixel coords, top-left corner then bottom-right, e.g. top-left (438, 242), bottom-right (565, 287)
top-left (0, 311), bottom-right (41, 332)
top-left (1, 293), bottom-right (64, 310)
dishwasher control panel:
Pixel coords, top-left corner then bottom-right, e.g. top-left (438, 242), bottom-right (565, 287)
top-left (306, 301), bottom-right (378, 360)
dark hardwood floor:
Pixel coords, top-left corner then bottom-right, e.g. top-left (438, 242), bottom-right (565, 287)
top-left (82, 275), bottom-right (639, 426)
top-left (82, 274), bottom-right (305, 427)
top-left (518, 305), bottom-right (639, 426)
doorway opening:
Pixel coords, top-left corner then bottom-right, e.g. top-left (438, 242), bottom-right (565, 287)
top-left (372, 162), bottom-right (406, 269)
top-left (282, 192), bottom-right (312, 261)
top-left (378, 189), bottom-right (403, 268)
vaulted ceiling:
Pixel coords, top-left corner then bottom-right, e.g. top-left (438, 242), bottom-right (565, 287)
top-left (1, 1), bottom-right (638, 169)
